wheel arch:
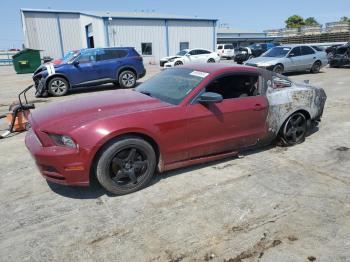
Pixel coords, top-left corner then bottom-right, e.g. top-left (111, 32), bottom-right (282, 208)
top-left (89, 132), bottom-right (161, 183)
top-left (45, 74), bottom-right (71, 89)
top-left (116, 66), bottom-right (137, 80)
top-left (277, 108), bottom-right (311, 135)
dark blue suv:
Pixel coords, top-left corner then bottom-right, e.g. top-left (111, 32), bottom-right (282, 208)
top-left (33, 47), bottom-right (146, 96)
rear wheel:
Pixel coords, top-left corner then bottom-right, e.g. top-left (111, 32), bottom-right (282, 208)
top-left (119, 70), bottom-right (136, 89)
top-left (279, 112), bottom-right (307, 146)
top-left (273, 64), bottom-right (284, 74)
top-left (96, 137), bottom-right (156, 195)
top-left (311, 61), bottom-right (321, 73)
top-left (48, 77), bottom-right (69, 96)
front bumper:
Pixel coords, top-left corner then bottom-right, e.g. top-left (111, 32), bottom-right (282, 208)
top-left (163, 61), bottom-right (175, 68)
top-left (25, 128), bottom-right (90, 186)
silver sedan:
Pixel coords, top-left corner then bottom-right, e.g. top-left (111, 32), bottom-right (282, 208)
top-left (245, 44), bottom-right (328, 74)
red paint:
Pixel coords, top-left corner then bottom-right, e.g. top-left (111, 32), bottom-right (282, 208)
top-left (25, 64), bottom-right (269, 186)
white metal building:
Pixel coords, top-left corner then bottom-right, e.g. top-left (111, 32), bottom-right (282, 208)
top-left (21, 9), bottom-right (217, 64)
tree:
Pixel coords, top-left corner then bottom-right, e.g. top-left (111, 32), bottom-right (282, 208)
top-left (340, 16), bottom-right (350, 25)
top-left (285, 15), bottom-right (305, 29)
top-left (304, 17), bottom-right (320, 26)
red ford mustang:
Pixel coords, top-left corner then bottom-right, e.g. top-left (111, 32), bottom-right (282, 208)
top-left (25, 64), bottom-right (326, 195)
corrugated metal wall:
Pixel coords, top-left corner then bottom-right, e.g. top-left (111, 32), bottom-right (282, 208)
top-left (23, 12), bottom-right (62, 58)
top-left (23, 12), bottom-right (83, 58)
top-left (167, 20), bottom-right (214, 55)
top-left (58, 13), bottom-right (83, 52)
top-left (107, 19), bottom-right (166, 64)
top-left (79, 15), bottom-right (106, 48)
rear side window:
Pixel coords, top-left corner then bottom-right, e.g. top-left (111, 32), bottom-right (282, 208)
top-left (217, 45), bottom-right (223, 50)
top-left (224, 44), bottom-right (233, 49)
top-left (198, 50), bottom-right (211, 54)
top-left (301, 46), bottom-right (316, 55)
top-left (97, 50), bottom-right (128, 61)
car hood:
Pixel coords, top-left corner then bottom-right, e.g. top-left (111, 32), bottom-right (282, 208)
top-left (30, 89), bottom-right (171, 132)
top-left (33, 63), bottom-right (66, 75)
top-left (246, 56), bottom-right (280, 65)
top-left (160, 56), bottom-right (179, 61)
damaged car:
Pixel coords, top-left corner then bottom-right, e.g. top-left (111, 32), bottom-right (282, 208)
top-left (162, 49), bottom-right (220, 68)
top-left (33, 47), bottom-right (146, 97)
top-left (329, 42), bottom-right (350, 68)
top-left (25, 64), bottom-right (326, 195)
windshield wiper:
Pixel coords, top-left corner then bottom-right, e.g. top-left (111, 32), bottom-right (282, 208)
top-left (138, 90), bottom-right (152, 97)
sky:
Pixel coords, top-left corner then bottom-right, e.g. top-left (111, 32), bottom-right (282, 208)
top-left (0, 0), bottom-right (349, 49)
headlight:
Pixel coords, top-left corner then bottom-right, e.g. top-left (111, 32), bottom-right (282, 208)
top-left (49, 134), bottom-right (76, 148)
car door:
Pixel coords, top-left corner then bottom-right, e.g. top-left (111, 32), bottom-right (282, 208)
top-left (285, 46), bottom-right (303, 72)
top-left (65, 49), bottom-right (99, 86)
top-left (301, 46), bottom-right (317, 70)
top-left (186, 73), bottom-right (269, 159)
top-left (188, 49), bottom-right (200, 63)
top-left (95, 49), bottom-right (128, 80)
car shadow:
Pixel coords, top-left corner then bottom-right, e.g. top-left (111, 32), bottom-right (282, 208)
top-left (68, 82), bottom-right (142, 96)
top-left (284, 71), bottom-right (325, 77)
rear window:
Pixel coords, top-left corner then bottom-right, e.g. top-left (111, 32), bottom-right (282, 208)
top-left (224, 44), bottom-right (234, 49)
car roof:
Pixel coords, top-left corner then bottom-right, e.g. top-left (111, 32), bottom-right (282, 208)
top-left (277, 44), bottom-right (314, 48)
top-left (181, 63), bottom-right (258, 74)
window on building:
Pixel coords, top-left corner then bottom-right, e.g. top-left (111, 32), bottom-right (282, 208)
top-left (180, 42), bottom-right (189, 51)
top-left (141, 43), bottom-right (152, 55)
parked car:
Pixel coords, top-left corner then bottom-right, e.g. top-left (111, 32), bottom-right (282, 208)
top-left (217, 44), bottom-right (235, 59)
top-left (234, 43), bottom-right (278, 64)
top-left (25, 63), bottom-right (326, 195)
top-left (329, 42), bottom-right (350, 68)
top-left (325, 44), bottom-right (344, 60)
top-left (33, 47), bottom-right (146, 97)
top-left (245, 44), bottom-right (328, 74)
top-left (159, 50), bottom-right (188, 67)
top-left (163, 49), bottom-right (220, 68)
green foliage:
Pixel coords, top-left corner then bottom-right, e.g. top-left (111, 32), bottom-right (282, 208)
top-left (285, 15), bottom-right (305, 29)
top-left (304, 17), bottom-right (320, 26)
top-left (340, 16), bottom-right (350, 25)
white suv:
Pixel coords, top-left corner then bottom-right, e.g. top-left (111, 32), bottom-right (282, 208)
top-left (163, 49), bottom-right (220, 68)
top-left (217, 44), bottom-right (235, 59)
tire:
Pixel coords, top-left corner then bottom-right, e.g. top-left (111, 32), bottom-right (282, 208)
top-left (279, 112), bottom-right (307, 146)
top-left (118, 70), bottom-right (136, 89)
top-left (48, 77), bottom-right (69, 96)
top-left (311, 61), bottom-right (321, 73)
top-left (174, 61), bottom-right (183, 66)
top-left (207, 58), bottom-right (215, 63)
top-left (273, 64), bottom-right (284, 74)
top-left (96, 137), bottom-right (157, 195)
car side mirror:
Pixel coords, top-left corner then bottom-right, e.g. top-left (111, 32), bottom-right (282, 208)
top-left (198, 92), bottom-right (223, 104)
top-left (288, 52), bottom-right (295, 57)
top-left (73, 60), bottom-right (79, 66)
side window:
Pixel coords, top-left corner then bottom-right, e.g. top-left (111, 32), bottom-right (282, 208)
top-left (97, 50), bottom-right (128, 61)
top-left (290, 47), bottom-right (301, 57)
top-left (301, 46), bottom-right (315, 55)
top-left (189, 49), bottom-right (198, 55)
top-left (205, 74), bottom-right (260, 100)
top-left (201, 50), bottom-right (211, 54)
top-left (141, 43), bottom-right (152, 55)
top-left (180, 42), bottom-right (189, 51)
top-left (217, 45), bottom-right (223, 50)
top-left (77, 50), bottom-right (96, 63)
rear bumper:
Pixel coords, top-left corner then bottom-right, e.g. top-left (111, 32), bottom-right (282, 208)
top-left (138, 68), bottom-right (146, 79)
top-left (25, 128), bottom-right (90, 186)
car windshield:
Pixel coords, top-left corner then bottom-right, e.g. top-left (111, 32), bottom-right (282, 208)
top-left (62, 51), bottom-right (79, 63)
top-left (176, 50), bottom-right (188, 56)
top-left (262, 47), bottom-right (291, 57)
top-left (135, 68), bottom-right (208, 105)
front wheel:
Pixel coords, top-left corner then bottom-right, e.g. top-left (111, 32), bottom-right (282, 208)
top-left (119, 70), bottom-right (136, 89)
top-left (273, 64), bottom-right (284, 74)
top-left (48, 77), bottom-right (69, 96)
top-left (96, 137), bottom-right (157, 195)
top-left (174, 61), bottom-right (183, 66)
top-left (279, 112), bottom-right (307, 146)
top-left (207, 58), bottom-right (215, 63)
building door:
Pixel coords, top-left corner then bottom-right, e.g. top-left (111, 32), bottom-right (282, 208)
top-left (85, 24), bottom-right (94, 48)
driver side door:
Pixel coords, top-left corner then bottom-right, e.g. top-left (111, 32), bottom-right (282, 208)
top-left (185, 73), bottom-right (269, 159)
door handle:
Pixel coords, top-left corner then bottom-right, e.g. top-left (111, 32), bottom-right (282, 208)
top-left (253, 104), bottom-right (264, 111)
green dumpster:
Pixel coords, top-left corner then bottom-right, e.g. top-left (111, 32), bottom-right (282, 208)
top-left (12, 49), bottom-right (41, 74)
